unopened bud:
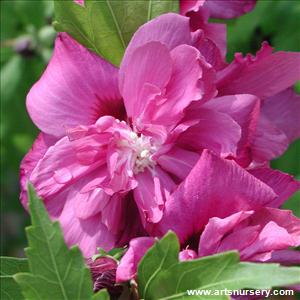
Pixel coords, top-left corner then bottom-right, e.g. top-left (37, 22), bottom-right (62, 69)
top-left (86, 256), bottom-right (123, 297)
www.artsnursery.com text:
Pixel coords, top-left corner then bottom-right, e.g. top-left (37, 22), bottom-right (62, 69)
top-left (186, 288), bottom-right (294, 297)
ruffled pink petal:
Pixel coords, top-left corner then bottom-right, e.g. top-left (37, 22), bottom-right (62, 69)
top-left (100, 194), bottom-right (127, 235)
top-left (217, 42), bottom-right (300, 99)
top-left (29, 135), bottom-right (105, 199)
top-left (200, 23), bottom-right (227, 59)
top-left (249, 168), bottom-right (300, 208)
top-left (134, 168), bottom-right (175, 225)
top-left (177, 108), bottom-right (241, 157)
top-left (241, 221), bottom-right (296, 261)
top-left (58, 196), bottom-right (116, 257)
top-left (191, 30), bottom-right (226, 70)
top-left (116, 237), bottom-right (155, 282)
top-left (29, 162), bottom-right (119, 257)
top-left (157, 146), bottom-right (200, 180)
top-left (217, 225), bottom-right (261, 254)
top-left (27, 33), bottom-right (123, 137)
top-left (202, 94), bottom-right (260, 166)
top-left (119, 13), bottom-right (191, 92)
top-left (152, 150), bottom-right (277, 242)
top-left (199, 207), bottom-right (300, 263)
top-left (198, 211), bottom-right (254, 257)
top-left (251, 114), bottom-right (289, 162)
top-left (249, 208), bottom-right (300, 245)
top-left (43, 168), bottom-right (138, 256)
top-left (20, 133), bottom-right (57, 207)
top-left (139, 45), bottom-right (216, 127)
top-left (187, 8), bottom-right (227, 59)
top-left (167, 44), bottom-right (216, 104)
top-left (73, 187), bottom-right (110, 220)
top-left (262, 88), bottom-right (300, 143)
top-left (121, 41), bottom-right (172, 120)
top-left (203, 0), bottom-right (256, 19)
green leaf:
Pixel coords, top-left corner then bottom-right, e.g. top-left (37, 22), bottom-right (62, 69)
top-left (53, 0), bottom-right (179, 66)
top-left (0, 257), bottom-right (28, 276)
top-left (92, 289), bottom-right (110, 300)
top-left (137, 232), bottom-right (179, 299)
top-left (138, 232), bottom-right (300, 300)
top-left (14, 184), bottom-right (94, 300)
top-left (0, 257), bottom-right (28, 300)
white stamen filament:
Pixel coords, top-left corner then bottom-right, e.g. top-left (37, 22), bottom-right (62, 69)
top-left (123, 130), bottom-right (157, 174)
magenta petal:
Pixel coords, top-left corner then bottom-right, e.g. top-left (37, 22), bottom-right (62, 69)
top-left (121, 41), bottom-right (172, 119)
top-left (158, 146), bottom-right (200, 180)
top-left (165, 44), bottom-right (206, 111)
top-left (262, 88), bottom-right (300, 143)
top-left (217, 225), bottom-right (261, 254)
top-left (141, 45), bottom-right (216, 126)
top-left (249, 208), bottom-right (300, 246)
top-left (58, 197), bottom-right (116, 257)
top-left (217, 43), bottom-right (300, 99)
top-left (27, 33), bottom-right (123, 137)
top-left (204, 0), bottom-right (256, 19)
top-left (251, 88), bottom-right (300, 162)
top-left (116, 237), bottom-right (155, 282)
top-left (198, 207), bottom-right (300, 263)
top-left (249, 168), bottom-right (300, 208)
top-left (178, 108), bottom-right (241, 157)
top-left (73, 187), bottom-right (110, 220)
top-left (134, 168), bottom-right (173, 224)
top-left (202, 23), bottom-right (227, 59)
top-left (119, 13), bottom-right (191, 91)
top-left (192, 31), bottom-right (226, 70)
top-left (198, 211), bottom-right (254, 257)
top-left (202, 94), bottom-right (260, 166)
top-left (167, 44), bottom-right (216, 104)
top-left (188, 8), bottom-right (227, 60)
top-left (241, 221), bottom-right (296, 261)
top-left (101, 194), bottom-right (127, 234)
top-left (251, 114), bottom-right (289, 162)
top-left (152, 150), bottom-right (277, 242)
top-left (20, 133), bottom-right (57, 207)
top-left (29, 135), bottom-right (104, 199)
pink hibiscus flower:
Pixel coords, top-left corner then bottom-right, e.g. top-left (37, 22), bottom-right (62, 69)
top-left (116, 207), bottom-right (300, 282)
top-left (19, 14), bottom-right (227, 256)
top-left (21, 11), bottom-right (300, 258)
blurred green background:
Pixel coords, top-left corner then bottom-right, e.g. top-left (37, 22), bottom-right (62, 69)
top-left (1, 0), bottom-right (299, 257)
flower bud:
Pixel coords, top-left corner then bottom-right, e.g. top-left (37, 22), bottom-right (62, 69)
top-left (86, 256), bottom-right (123, 297)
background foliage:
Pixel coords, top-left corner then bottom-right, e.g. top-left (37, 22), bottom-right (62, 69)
top-left (1, 0), bottom-right (300, 258)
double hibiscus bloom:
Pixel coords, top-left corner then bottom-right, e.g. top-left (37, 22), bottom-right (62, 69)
top-left (21, 0), bottom-right (300, 283)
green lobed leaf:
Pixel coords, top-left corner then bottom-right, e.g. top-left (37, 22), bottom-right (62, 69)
top-left (0, 257), bottom-right (28, 300)
top-left (14, 184), bottom-right (94, 300)
top-left (138, 232), bottom-right (300, 300)
top-left (53, 0), bottom-right (179, 66)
